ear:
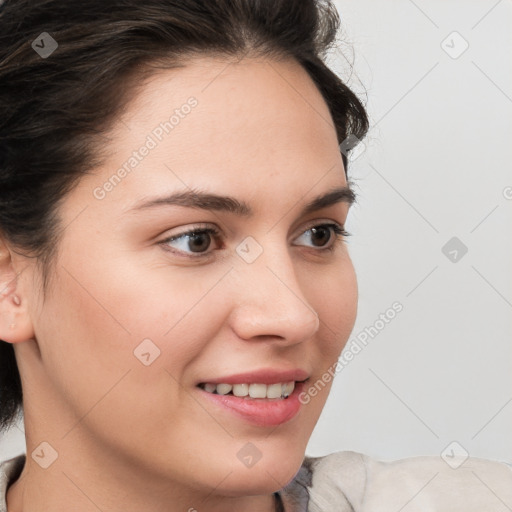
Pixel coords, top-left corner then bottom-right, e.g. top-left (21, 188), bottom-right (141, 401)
top-left (0, 235), bottom-right (35, 344)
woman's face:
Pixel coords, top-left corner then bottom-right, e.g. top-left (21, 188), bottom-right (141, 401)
top-left (16, 56), bottom-right (358, 504)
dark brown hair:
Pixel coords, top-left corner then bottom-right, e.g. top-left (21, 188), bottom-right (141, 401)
top-left (0, 0), bottom-right (369, 432)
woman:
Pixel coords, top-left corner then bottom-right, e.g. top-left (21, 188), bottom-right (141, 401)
top-left (0, 1), bottom-right (511, 510)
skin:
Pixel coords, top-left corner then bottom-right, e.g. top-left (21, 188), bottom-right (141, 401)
top-left (0, 55), bottom-right (358, 512)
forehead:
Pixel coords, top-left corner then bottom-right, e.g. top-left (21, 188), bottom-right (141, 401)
top-left (114, 54), bottom-right (339, 156)
top-left (79, 55), bottom-right (346, 217)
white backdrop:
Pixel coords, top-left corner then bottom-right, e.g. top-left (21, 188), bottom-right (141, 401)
top-left (1, 0), bottom-right (511, 464)
top-left (306, 0), bottom-right (512, 462)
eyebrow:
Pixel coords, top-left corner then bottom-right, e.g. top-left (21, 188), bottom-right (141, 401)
top-left (128, 185), bottom-right (356, 218)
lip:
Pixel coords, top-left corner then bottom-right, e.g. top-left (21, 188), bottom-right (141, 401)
top-left (196, 368), bottom-right (310, 386)
top-left (197, 379), bottom-right (308, 427)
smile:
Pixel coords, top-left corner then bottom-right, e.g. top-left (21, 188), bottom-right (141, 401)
top-left (198, 381), bottom-right (295, 399)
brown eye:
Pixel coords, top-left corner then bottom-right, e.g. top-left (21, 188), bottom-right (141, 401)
top-left (310, 226), bottom-right (332, 247)
top-left (160, 227), bottom-right (221, 257)
top-left (294, 223), bottom-right (350, 251)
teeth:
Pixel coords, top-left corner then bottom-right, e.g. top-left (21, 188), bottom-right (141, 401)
top-left (267, 383), bottom-right (282, 399)
top-left (201, 381), bottom-right (296, 399)
top-left (249, 383), bottom-right (267, 398)
top-left (232, 383), bottom-right (249, 397)
top-left (203, 383), bottom-right (217, 393)
top-left (216, 383), bottom-right (233, 395)
top-left (282, 382), bottom-right (294, 397)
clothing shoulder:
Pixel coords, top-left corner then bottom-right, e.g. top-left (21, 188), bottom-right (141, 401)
top-left (304, 450), bottom-right (512, 512)
top-left (303, 450), bottom-right (367, 511)
top-left (0, 453), bottom-right (26, 512)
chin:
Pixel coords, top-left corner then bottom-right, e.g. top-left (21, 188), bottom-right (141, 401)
top-left (217, 451), bottom-right (306, 497)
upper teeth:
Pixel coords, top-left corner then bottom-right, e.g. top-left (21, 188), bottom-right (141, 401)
top-left (201, 382), bottom-right (295, 399)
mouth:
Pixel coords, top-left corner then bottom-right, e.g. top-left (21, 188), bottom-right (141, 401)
top-left (196, 377), bottom-right (309, 427)
top-left (197, 380), bottom-right (301, 400)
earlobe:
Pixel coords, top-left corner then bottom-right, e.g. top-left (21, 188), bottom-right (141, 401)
top-left (0, 294), bottom-right (35, 344)
top-left (0, 239), bottom-right (36, 344)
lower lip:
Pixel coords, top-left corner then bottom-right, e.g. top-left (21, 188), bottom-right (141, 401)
top-left (197, 381), bottom-right (307, 427)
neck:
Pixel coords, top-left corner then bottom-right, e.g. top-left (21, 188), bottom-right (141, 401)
top-left (7, 465), bottom-right (279, 512)
top-left (7, 425), bottom-right (280, 512)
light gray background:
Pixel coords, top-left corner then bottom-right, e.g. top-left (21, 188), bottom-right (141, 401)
top-left (1, 0), bottom-right (511, 463)
top-left (306, 0), bottom-right (512, 463)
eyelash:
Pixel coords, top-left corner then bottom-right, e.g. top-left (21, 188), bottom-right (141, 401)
top-left (159, 223), bottom-right (351, 259)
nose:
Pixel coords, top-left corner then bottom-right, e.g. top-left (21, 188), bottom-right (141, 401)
top-left (228, 242), bottom-right (320, 345)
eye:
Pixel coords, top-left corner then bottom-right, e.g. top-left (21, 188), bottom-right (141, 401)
top-left (159, 224), bottom-right (222, 258)
top-left (158, 222), bottom-right (350, 259)
top-left (294, 223), bottom-right (350, 252)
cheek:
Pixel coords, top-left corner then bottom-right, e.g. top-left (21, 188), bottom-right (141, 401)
top-left (31, 254), bottom-right (179, 409)
top-left (306, 255), bottom-right (358, 360)
top-left (292, 255), bottom-right (357, 418)
top-left (33, 261), bottom-right (225, 466)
